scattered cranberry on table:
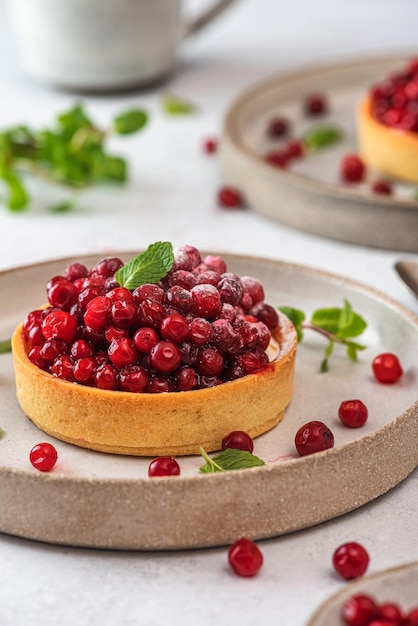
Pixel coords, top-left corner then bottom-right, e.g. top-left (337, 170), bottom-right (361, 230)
top-left (222, 430), bottom-right (254, 453)
top-left (304, 92), bottom-right (329, 116)
top-left (264, 149), bottom-right (288, 169)
top-left (202, 137), bottom-right (218, 154)
top-left (371, 180), bottom-right (393, 196)
top-left (341, 153), bottom-right (366, 183)
top-left (217, 186), bottom-right (243, 208)
top-left (267, 115), bottom-right (290, 138)
top-left (333, 541), bottom-right (370, 580)
top-left (228, 537), bottom-right (263, 577)
top-left (148, 457), bottom-right (181, 477)
top-left (372, 353), bottom-right (403, 384)
top-left (29, 442), bottom-right (58, 472)
top-left (294, 420), bottom-right (334, 456)
top-left (285, 139), bottom-right (305, 159)
top-left (338, 399), bottom-right (369, 428)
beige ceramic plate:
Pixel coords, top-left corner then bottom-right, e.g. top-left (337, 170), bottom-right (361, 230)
top-left (307, 561), bottom-right (418, 625)
top-left (220, 53), bottom-right (418, 252)
top-left (0, 252), bottom-right (417, 550)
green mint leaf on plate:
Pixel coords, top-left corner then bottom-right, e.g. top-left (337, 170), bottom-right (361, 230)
top-left (277, 306), bottom-right (305, 342)
top-left (0, 170), bottom-right (30, 211)
top-left (161, 93), bottom-right (198, 115)
top-left (303, 125), bottom-right (343, 152)
top-left (199, 446), bottom-right (265, 473)
top-left (0, 338), bottom-right (12, 354)
top-left (50, 199), bottom-right (75, 213)
top-left (113, 109), bottom-right (148, 135)
top-left (115, 241), bottom-right (174, 290)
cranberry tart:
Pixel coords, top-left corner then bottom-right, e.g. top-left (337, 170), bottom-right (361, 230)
top-left (358, 58), bottom-right (418, 183)
top-left (12, 244), bottom-right (297, 456)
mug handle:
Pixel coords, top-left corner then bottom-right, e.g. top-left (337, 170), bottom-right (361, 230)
top-left (183, 0), bottom-right (238, 37)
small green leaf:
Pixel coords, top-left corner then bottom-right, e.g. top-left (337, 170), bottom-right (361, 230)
top-left (303, 125), bottom-right (343, 152)
top-left (346, 343), bottom-right (358, 361)
top-left (199, 447), bottom-right (265, 473)
top-left (100, 156), bottom-right (127, 182)
top-left (50, 199), bottom-right (75, 213)
top-left (1, 171), bottom-right (29, 211)
top-left (278, 306), bottom-right (305, 342)
top-left (161, 93), bottom-right (198, 116)
top-left (0, 426), bottom-right (3, 438)
top-left (115, 241), bottom-right (174, 290)
top-left (113, 109), bottom-right (148, 135)
top-left (311, 307), bottom-right (341, 334)
top-left (0, 338), bottom-right (12, 354)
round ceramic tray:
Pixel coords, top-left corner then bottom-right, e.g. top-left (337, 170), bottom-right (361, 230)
top-left (307, 561), bottom-right (418, 625)
top-left (220, 53), bottom-right (418, 252)
top-left (0, 252), bottom-right (417, 550)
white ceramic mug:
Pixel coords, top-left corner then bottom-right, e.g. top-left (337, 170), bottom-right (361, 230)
top-left (6, 0), bottom-right (238, 91)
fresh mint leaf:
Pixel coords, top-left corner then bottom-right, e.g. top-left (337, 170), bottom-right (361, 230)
top-left (310, 307), bottom-right (341, 334)
top-left (278, 306), bottom-right (305, 342)
top-left (161, 93), bottom-right (198, 116)
top-left (0, 338), bottom-right (12, 354)
top-left (115, 242), bottom-right (174, 290)
top-left (1, 170), bottom-right (29, 211)
top-left (303, 125), bottom-right (343, 152)
top-left (113, 109), bottom-right (148, 135)
top-left (50, 199), bottom-right (75, 213)
top-left (199, 446), bottom-right (265, 473)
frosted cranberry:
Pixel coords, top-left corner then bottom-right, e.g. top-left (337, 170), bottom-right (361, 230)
top-left (73, 357), bottom-right (97, 384)
top-left (119, 365), bottom-right (149, 393)
top-left (175, 366), bottom-right (198, 391)
top-left (215, 303), bottom-right (237, 323)
top-left (295, 420), bottom-right (334, 456)
top-left (172, 245), bottom-right (202, 272)
top-left (267, 116), bottom-right (289, 138)
top-left (342, 594), bottom-right (378, 626)
top-left (222, 431), bottom-right (254, 452)
top-left (28, 324), bottom-right (46, 346)
top-left (51, 355), bottom-right (75, 380)
top-left (108, 337), bottom-right (138, 368)
top-left (378, 604), bottom-right (403, 623)
top-left (204, 255), bottom-right (227, 274)
top-left (165, 285), bottom-right (193, 312)
top-left (256, 322), bottom-right (271, 350)
top-left (304, 92), bottom-right (328, 115)
top-left (218, 277), bottom-right (243, 306)
top-left (29, 442), bottom-right (58, 472)
top-left (235, 348), bottom-right (268, 374)
top-left (43, 310), bottom-right (78, 342)
top-left (249, 302), bottom-right (278, 329)
top-left (22, 310), bottom-right (43, 338)
top-left (265, 149), bottom-right (288, 168)
top-left (372, 352), bottom-right (403, 383)
top-left (168, 270), bottom-right (197, 290)
top-left (133, 327), bottom-right (159, 353)
top-left (241, 276), bottom-right (265, 304)
top-left (187, 318), bottom-right (212, 346)
top-left (234, 319), bottom-right (259, 349)
top-left (196, 270), bottom-right (220, 286)
top-left (338, 399), bottom-right (368, 428)
top-left (160, 313), bottom-right (189, 343)
top-left (84, 296), bottom-right (111, 331)
top-left (78, 285), bottom-right (105, 309)
top-left (90, 257), bottom-right (124, 278)
top-left (217, 186), bottom-right (243, 209)
top-left (179, 341), bottom-right (198, 365)
top-left (64, 262), bottom-right (88, 282)
top-left (111, 299), bottom-right (137, 328)
top-left (104, 325), bottom-right (129, 343)
top-left (341, 154), bottom-right (366, 183)
top-left (148, 457), bottom-right (180, 477)
top-left (228, 537), bottom-right (263, 577)
top-left (286, 139), bottom-right (305, 159)
top-left (196, 347), bottom-right (224, 376)
top-left (150, 341), bottom-right (182, 373)
top-left (198, 375), bottom-right (222, 388)
top-left (137, 299), bottom-right (166, 328)
top-left (202, 137), bottom-right (217, 154)
top-left (191, 284), bottom-right (221, 317)
top-left (47, 280), bottom-right (78, 310)
top-left (28, 346), bottom-right (47, 369)
top-left (106, 287), bottom-right (133, 302)
top-left (70, 339), bottom-right (94, 360)
top-left (40, 339), bottom-right (68, 362)
top-left (147, 375), bottom-right (174, 393)
top-left (333, 542), bottom-right (370, 580)
top-left (211, 318), bottom-right (243, 353)
top-left (94, 363), bottom-right (119, 390)
top-left (372, 180), bottom-right (393, 195)
top-left (132, 283), bottom-right (165, 304)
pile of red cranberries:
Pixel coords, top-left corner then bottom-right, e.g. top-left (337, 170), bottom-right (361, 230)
top-left (342, 593), bottom-right (418, 626)
top-left (22, 245), bottom-right (279, 394)
top-left (369, 58), bottom-right (418, 133)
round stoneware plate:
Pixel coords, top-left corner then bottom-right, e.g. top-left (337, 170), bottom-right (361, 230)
top-left (0, 252), bottom-right (417, 550)
top-left (307, 561), bottom-right (418, 625)
top-left (220, 53), bottom-right (418, 252)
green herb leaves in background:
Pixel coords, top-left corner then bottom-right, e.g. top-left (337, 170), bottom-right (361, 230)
top-left (161, 93), bottom-right (198, 116)
top-left (0, 103), bottom-right (148, 212)
top-left (279, 299), bottom-right (367, 372)
top-left (0, 338), bottom-right (12, 354)
top-left (199, 446), bottom-right (265, 473)
top-left (302, 125), bottom-right (343, 152)
top-left (115, 241), bottom-right (174, 290)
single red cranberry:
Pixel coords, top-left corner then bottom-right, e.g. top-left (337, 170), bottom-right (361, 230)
top-left (218, 277), bottom-right (243, 306)
top-left (333, 542), bottom-right (370, 580)
top-left (256, 322), bottom-right (271, 350)
top-left (191, 284), bottom-right (221, 317)
top-left (160, 313), bottom-right (189, 343)
top-left (235, 348), bottom-right (269, 374)
top-left (28, 346), bottom-right (47, 369)
top-left (198, 375), bottom-right (223, 388)
top-left (137, 299), bottom-right (166, 328)
top-left (341, 154), bottom-right (366, 183)
top-left (378, 603), bottom-right (403, 623)
top-left (78, 285), bottom-right (105, 310)
top-left (119, 365), bottom-right (149, 393)
top-left (338, 399), bottom-right (368, 428)
top-left (222, 431), bottom-right (254, 452)
top-left (40, 339), bottom-right (68, 362)
top-left (110, 299), bottom-right (137, 328)
top-left (187, 317), bottom-right (213, 346)
top-left (84, 296), bottom-right (111, 331)
top-left (70, 339), bottom-right (94, 360)
top-left (304, 92), bottom-right (328, 116)
top-left (47, 280), bottom-right (78, 310)
top-left (165, 285), bottom-right (193, 312)
top-left (104, 325), bottom-right (129, 343)
top-left (27, 324), bottom-right (45, 346)
top-left (147, 374), bottom-right (174, 393)
top-left (405, 608), bottom-right (418, 625)
top-left (196, 270), bottom-right (220, 286)
top-left (64, 262), bottom-right (88, 282)
top-left (42, 310), bottom-right (78, 343)
top-left (46, 275), bottom-right (65, 291)
top-left (133, 327), bottom-right (159, 353)
top-left (168, 270), bottom-right (197, 290)
top-left (371, 180), bottom-right (393, 195)
top-left (94, 363), bottom-right (119, 390)
top-left (174, 366), bottom-right (198, 391)
top-left (90, 257), bottom-right (124, 278)
top-left (108, 337), bottom-right (138, 368)
top-left (29, 442), bottom-right (58, 472)
top-left (73, 357), bottom-right (97, 384)
top-left (22, 310), bottom-right (43, 338)
top-left (51, 355), bottom-right (75, 381)
top-left (228, 537), bottom-right (263, 577)
top-left (150, 340), bottom-right (182, 373)
top-left (217, 186), bottom-right (243, 209)
top-left (211, 319), bottom-right (242, 354)
top-left (241, 276), bottom-right (265, 304)
top-left (342, 594), bottom-right (378, 626)
top-left (132, 283), bottom-right (165, 304)
top-left (179, 341), bottom-right (198, 366)
top-left (249, 302), bottom-right (278, 329)
top-left (204, 255), bottom-right (227, 274)
top-left (106, 287), bottom-right (133, 303)
top-left (267, 116), bottom-right (290, 138)
top-left (234, 319), bottom-right (259, 349)
top-left (172, 245), bottom-right (202, 272)
top-left (265, 149), bottom-right (288, 169)
top-left (372, 353), bottom-right (403, 383)
top-left (148, 457), bottom-right (180, 477)
top-left (286, 139), bottom-right (305, 159)
top-left (294, 420), bottom-right (335, 456)
top-left (202, 137), bottom-right (218, 154)
top-left (195, 346), bottom-right (224, 376)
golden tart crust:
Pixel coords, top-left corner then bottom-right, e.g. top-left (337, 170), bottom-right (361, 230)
top-left (358, 96), bottom-right (418, 184)
top-left (12, 312), bottom-right (297, 457)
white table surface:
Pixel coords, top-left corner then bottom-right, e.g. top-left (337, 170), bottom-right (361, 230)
top-left (0, 1), bottom-right (417, 624)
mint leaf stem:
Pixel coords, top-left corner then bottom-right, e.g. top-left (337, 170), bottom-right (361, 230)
top-left (0, 338), bottom-right (12, 354)
top-left (198, 446), bottom-right (225, 472)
